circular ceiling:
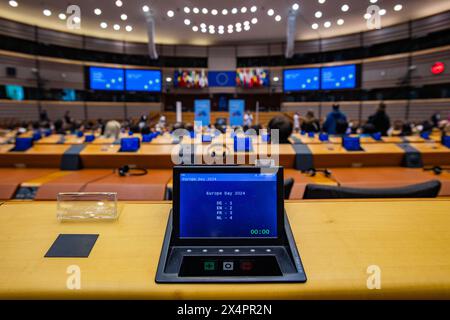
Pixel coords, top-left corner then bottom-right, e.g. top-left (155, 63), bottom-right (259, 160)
top-left (0, 0), bottom-right (449, 45)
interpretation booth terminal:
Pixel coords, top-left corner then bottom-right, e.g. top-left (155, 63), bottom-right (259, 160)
top-left (156, 166), bottom-right (307, 283)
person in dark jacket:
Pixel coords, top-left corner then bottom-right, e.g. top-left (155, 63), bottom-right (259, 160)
top-left (368, 102), bottom-right (391, 136)
top-left (323, 104), bottom-right (347, 135)
top-left (301, 110), bottom-right (320, 133)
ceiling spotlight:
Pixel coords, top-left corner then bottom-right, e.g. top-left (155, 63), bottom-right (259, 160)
top-left (228, 24), bottom-right (233, 29)
top-left (142, 5), bottom-right (150, 13)
top-left (193, 7), bottom-right (199, 14)
top-left (8, 1), bottom-right (18, 7)
top-left (379, 9), bottom-right (387, 15)
top-left (235, 22), bottom-right (242, 28)
top-left (324, 21), bottom-right (331, 28)
top-left (292, 3), bottom-right (300, 11)
top-left (192, 26), bottom-right (198, 32)
top-left (59, 13), bottom-right (67, 20)
top-left (219, 29), bottom-right (224, 34)
top-left (208, 25), bottom-right (215, 29)
top-left (312, 23), bottom-right (319, 30)
top-left (273, 76), bottom-right (280, 82)
top-left (244, 21), bottom-right (250, 25)
top-left (318, 0), bottom-right (326, 3)
top-left (94, 8), bottom-right (102, 15)
top-left (209, 29), bottom-right (215, 34)
top-left (236, 28), bottom-right (242, 33)
top-left (251, 18), bottom-right (258, 24)
top-left (228, 29), bottom-right (233, 34)
top-left (184, 19), bottom-right (191, 25)
top-left (200, 23), bottom-right (206, 28)
top-left (232, 8), bottom-right (238, 14)
top-left (341, 4), bottom-right (349, 12)
top-left (222, 9), bottom-right (228, 15)
top-left (370, 0), bottom-right (378, 3)
top-left (201, 28), bottom-right (207, 33)
top-left (315, 11), bottom-right (322, 18)
top-left (267, 9), bottom-right (274, 16)
top-left (100, 22), bottom-right (108, 29)
top-left (113, 24), bottom-right (120, 30)
top-left (125, 25), bottom-right (133, 32)
top-left (184, 7), bottom-right (190, 13)
top-left (115, 0), bottom-right (123, 7)
top-left (212, 9), bottom-right (218, 15)
top-left (244, 25), bottom-right (250, 31)
top-left (73, 16), bottom-right (80, 23)
top-left (251, 6), bottom-right (257, 13)
top-left (121, 14), bottom-right (127, 21)
top-left (43, 9), bottom-right (52, 17)
top-left (275, 15), bottom-right (282, 22)
top-left (364, 13), bottom-right (372, 20)
top-left (337, 19), bottom-right (344, 25)
top-left (167, 10), bottom-right (174, 18)
top-left (241, 7), bottom-right (247, 13)
top-left (202, 8), bottom-right (208, 14)
top-left (394, 4), bottom-right (403, 11)
top-left (166, 77), bottom-right (172, 82)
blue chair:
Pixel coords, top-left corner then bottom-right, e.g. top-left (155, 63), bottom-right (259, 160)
top-left (342, 136), bottom-right (363, 151)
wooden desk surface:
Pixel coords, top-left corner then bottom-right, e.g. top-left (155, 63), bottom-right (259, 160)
top-left (0, 200), bottom-right (449, 299)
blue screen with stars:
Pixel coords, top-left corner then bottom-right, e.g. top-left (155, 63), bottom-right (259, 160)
top-left (321, 65), bottom-right (357, 90)
top-left (89, 67), bottom-right (124, 91)
top-left (283, 68), bottom-right (320, 91)
top-left (179, 173), bottom-right (278, 239)
top-left (125, 69), bottom-right (161, 92)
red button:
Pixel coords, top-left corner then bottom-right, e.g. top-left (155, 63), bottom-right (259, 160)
top-left (240, 261), bottom-right (253, 271)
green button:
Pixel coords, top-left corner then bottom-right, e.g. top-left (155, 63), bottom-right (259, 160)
top-left (204, 261), bottom-right (216, 271)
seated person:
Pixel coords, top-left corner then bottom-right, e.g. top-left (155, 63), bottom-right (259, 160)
top-left (103, 120), bottom-right (121, 139)
top-left (301, 110), bottom-right (320, 133)
top-left (268, 116), bottom-right (293, 144)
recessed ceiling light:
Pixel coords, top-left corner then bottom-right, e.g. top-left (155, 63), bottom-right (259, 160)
top-left (211, 9), bottom-right (218, 15)
top-left (43, 9), bottom-right (52, 17)
top-left (337, 19), bottom-right (344, 25)
top-left (121, 14), bottom-right (127, 21)
top-left (167, 10), bottom-right (174, 18)
top-left (273, 76), bottom-right (280, 82)
top-left (292, 3), bottom-right (300, 11)
top-left (193, 7), bottom-right (199, 14)
top-left (244, 21), bottom-right (250, 25)
top-left (59, 13), bottom-right (66, 20)
top-left (192, 26), bottom-right (198, 32)
top-left (324, 21), bottom-right (331, 28)
top-left (113, 24), bottom-right (120, 30)
top-left (9, 1), bottom-right (18, 8)
top-left (236, 28), bottom-right (242, 33)
top-left (228, 29), bottom-right (233, 34)
top-left (251, 6), bottom-right (257, 13)
top-left (241, 7), bottom-right (247, 13)
top-left (394, 4), bottom-right (403, 11)
top-left (184, 7), bottom-right (190, 13)
top-left (222, 9), bottom-right (228, 15)
top-left (201, 28), bottom-right (207, 33)
top-left (94, 8), bottom-right (102, 15)
top-left (341, 4), bottom-right (349, 12)
top-left (318, 0), bottom-right (326, 4)
top-left (379, 9), bottom-right (387, 15)
top-left (267, 9), bottom-right (274, 16)
top-left (228, 24), bottom-right (233, 29)
top-left (315, 11), bottom-right (322, 18)
top-left (235, 22), bottom-right (242, 28)
top-left (209, 29), bottom-right (215, 34)
top-left (219, 29), bottom-right (224, 34)
top-left (232, 8), bottom-right (238, 14)
top-left (200, 23), bottom-right (206, 28)
top-left (100, 22), bottom-right (108, 29)
top-left (312, 23), bottom-right (319, 30)
top-left (125, 25), bottom-right (132, 32)
top-left (218, 25), bottom-right (224, 29)
top-left (244, 25), bottom-right (250, 31)
top-left (370, 0), bottom-right (378, 3)
top-left (73, 16), bottom-right (80, 23)
top-left (275, 15), bottom-right (282, 22)
top-left (184, 19), bottom-right (191, 25)
top-left (115, 0), bottom-right (123, 7)
top-left (251, 18), bottom-right (258, 24)
top-left (166, 77), bottom-right (172, 82)
top-left (364, 13), bottom-right (372, 20)
top-left (202, 8), bottom-right (208, 14)
top-left (142, 5), bottom-right (150, 13)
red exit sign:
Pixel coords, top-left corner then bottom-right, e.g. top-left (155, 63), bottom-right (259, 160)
top-left (431, 62), bottom-right (445, 75)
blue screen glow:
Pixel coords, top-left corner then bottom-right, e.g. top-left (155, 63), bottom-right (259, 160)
top-left (126, 69), bottom-right (161, 92)
top-left (179, 173), bottom-right (278, 239)
top-left (321, 65), bottom-right (357, 90)
top-left (89, 67), bottom-right (124, 90)
top-left (284, 68), bottom-right (320, 91)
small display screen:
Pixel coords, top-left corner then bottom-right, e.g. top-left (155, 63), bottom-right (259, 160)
top-left (125, 69), bottom-right (161, 92)
top-left (179, 173), bottom-right (278, 239)
top-left (321, 64), bottom-right (357, 90)
top-left (89, 67), bottom-right (124, 91)
top-left (283, 68), bottom-right (320, 91)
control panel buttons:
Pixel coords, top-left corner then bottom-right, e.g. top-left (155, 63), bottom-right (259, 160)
top-left (223, 261), bottom-right (234, 271)
top-left (203, 261), bottom-right (216, 271)
top-left (240, 261), bottom-right (253, 271)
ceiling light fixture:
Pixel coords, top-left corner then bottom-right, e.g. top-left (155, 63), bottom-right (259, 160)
top-left (275, 15), bottom-right (282, 22)
top-left (121, 14), bottom-right (127, 21)
top-left (341, 4), bottom-right (349, 12)
top-left (337, 18), bottom-right (344, 25)
top-left (167, 10), bottom-right (174, 18)
top-left (125, 25), bottom-right (132, 32)
top-left (142, 5), bottom-right (150, 13)
top-left (267, 9), bottom-right (274, 16)
top-left (184, 7), bottom-right (190, 14)
top-left (8, 1), bottom-right (18, 8)
top-left (94, 8), bottom-right (102, 15)
top-left (43, 9), bottom-right (52, 17)
top-left (324, 21), bottom-right (331, 28)
top-left (211, 9), bottom-right (218, 15)
top-left (100, 22), bottom-right (108, 28)
top-left (59, 13), bottom-right (67, 20)
top-left (113, 24), bottom-right (120, 30)
top-left (379, 9), bottom-right (386, 15)
top-left (202, 8), bottom-right (208, 14)
top-left (193, 7), bottom-right (199, 14)
top-left (184, 19), bottom-right (191, 25)
top-left (318, 0), bottom-right (326, 3)
top-left (292, 3), bottom-right (300, 11)
top-left (251, 18), bottom-right (258, 24)
top-left (312, 23), bottom-right (319, 30)
top-left (250, 6), bottom-right (257, 13)
top-left (232, 8), bottom-right (238, 14)
top-left (222, 9), bottom-right (228, 15)
top-left (115, 0), bottom-right (123, 7)
top-left (315, 11), bottom-right (322, 18)
top-left (241, 7), bottom-right (247, 13)
top-left (192, 26), bottom-right (198, 32)
top-left (394, 4), bottom-right (403, 11)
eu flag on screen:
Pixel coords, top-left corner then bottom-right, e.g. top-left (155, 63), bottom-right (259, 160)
top-left (321, 65), bottom-right (357, 90)
top-left (208, 71), bottom-right (236, 87)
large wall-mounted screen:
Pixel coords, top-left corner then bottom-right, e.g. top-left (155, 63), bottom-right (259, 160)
top-left (89, 67), bottom-right (124, 91)
top-left (321, 65), bottom-right (357, 90)
top-left (283, 68), bottom-right (320, 91)
top-left (174, 70), bottom-right (208, 88)
top-left (125, 69), bottom-right (161, 92)
top-left (236, 68), bottom-right (270, 88)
